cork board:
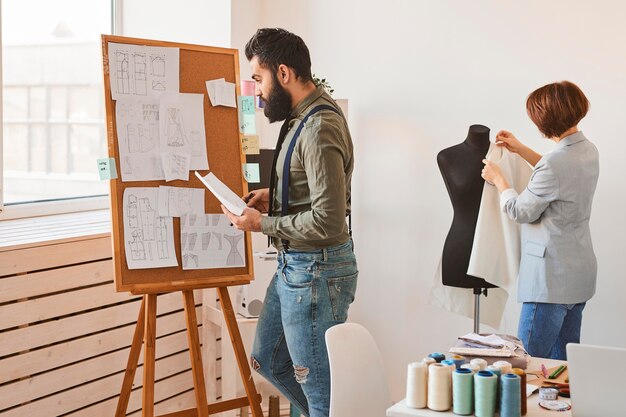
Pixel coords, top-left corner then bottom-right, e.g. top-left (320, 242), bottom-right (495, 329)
top-left (101, 35), bottom-right (253, 294)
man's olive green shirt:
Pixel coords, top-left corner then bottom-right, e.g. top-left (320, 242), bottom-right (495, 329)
top-left (261, 86), bottom-right (353, 251)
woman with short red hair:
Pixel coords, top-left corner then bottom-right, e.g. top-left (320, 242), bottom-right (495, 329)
top-left (482, 81), bottom-right (599, 360)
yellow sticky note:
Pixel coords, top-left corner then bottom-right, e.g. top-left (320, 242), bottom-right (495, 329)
top-left (241, 135), bottom-right (260, 155)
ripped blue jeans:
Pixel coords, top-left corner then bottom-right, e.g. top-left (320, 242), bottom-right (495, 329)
top-left (251, 240), bottom-right (358, 417)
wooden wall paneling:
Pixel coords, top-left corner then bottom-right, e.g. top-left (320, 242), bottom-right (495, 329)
top-left (0, 260), bottom-right (113, 303)
top-left (0, 327), bottom-right (198, 411)
top-left (0, 306), bottom-right (200, 384)
top-left (0, 289), bottom-right (199, 356)
top-left (0, 236), bottom-right (112, 276)
top-left (0, 282), bottom-right (139, 331)
top-left (0, 349), bottom-right (195, 417)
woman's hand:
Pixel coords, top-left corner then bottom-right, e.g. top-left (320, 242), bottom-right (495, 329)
top-left (243, 188), bottom-right (270, 213)
top-left (495, 130), bottom-right (525, 154)
top-left (482, 159), bottom-right (510, 193)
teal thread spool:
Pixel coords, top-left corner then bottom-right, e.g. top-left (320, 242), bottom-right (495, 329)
top-left (500, 373), bottom-right (521, 417)
top-left (441, 359), bottom-right (456, 368)
top-left (452, 368), bottom-right (474, 415)
top-left (474, 370), bottom-right (497, 417)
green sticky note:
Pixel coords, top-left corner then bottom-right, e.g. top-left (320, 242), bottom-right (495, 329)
top-left (97, 157), bottom-right (118, 180)
top-left (241, 113), bottom-right (256, 134)
top-left (239, 96), bottom-right (255, 115)
top-left (243, 163), bottom-right (260, 183)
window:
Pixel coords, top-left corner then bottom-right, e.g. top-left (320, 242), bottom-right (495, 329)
top-left (1, 0), bottom-right (113, 216)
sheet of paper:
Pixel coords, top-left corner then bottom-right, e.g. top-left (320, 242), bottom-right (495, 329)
top-left (108, 43), bottom-right (179, 100)
top-left (159, 93), bottom-right (208, 180)
top-left (195, 171), bottom-right (247, 216)
top-left (181, 213), bottom-right (245, 269)
top-left (115, 98), bottom-right (165, 181)
top-left (206, 78), bottom-right (236, 108)
top-left (123, 187), bottom-right (178, 269)
top-left (238, 96), bottom-right (256, 134)
top-left (243, 163), bottom-right (260, 183)
top-left (157, 186), bottom-right (205, 217)
top-left (241, 135), bottom-right (260, 155)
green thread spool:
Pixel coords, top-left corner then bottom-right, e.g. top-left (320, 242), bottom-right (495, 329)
top-left (452, 368), bottom-right (474, 415)
top-left (474, 370), bottom-right (497, 417)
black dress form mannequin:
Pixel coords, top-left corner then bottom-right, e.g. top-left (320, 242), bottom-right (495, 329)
top-left (437, 124), bottom-right (497, 290)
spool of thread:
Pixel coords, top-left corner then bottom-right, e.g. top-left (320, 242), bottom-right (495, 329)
top-left (461, 363), bottom-right (480, 373)
top-left (451, 355), bottom-right (466, 369)
top-left (486, 365), bottom-right (502, 408)
top-left (452, 368), bottom-right (474, 415)
top-left (406, 362), bottom-right (428, 408)
top-left (428, 352), bottom-right (446, 363)
top-left (474, 370), bottom-right (497, 417)
top-left (268, 395), bottom-right (280, 417)
top-left (494, 360), bottom-right (513, 374)
top-left (441, 359), bottom-right (456, 368)
top-left (511, 368), bottom-right (527, 415)
top-left (423, 357), bottom-right (437, 366)
top-left (427, 363), bottom-right (452, 411)
top-left (500, 374), bottom-right (521, 417)
top-left (470, 358), bottom-right (488, 371)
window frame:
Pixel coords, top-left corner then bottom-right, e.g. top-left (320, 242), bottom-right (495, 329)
top-left (0, 0), bottom-right (120, 220)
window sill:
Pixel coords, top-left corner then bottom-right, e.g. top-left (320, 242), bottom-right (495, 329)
top-left (0, 208), bottom-right (111, 252)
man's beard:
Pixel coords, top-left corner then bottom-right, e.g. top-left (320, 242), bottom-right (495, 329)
top-left (262, 74), bottom-right (292, 123)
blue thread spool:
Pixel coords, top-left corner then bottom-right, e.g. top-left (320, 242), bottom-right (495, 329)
top-left (451, 355), bottom-right (466, 369)
top-left (441, 359), bottom-right (456, 368)
top-left (429, 352), bottom-right (446, 363)
top-left (474, 370), bottom-right (497, 417)
top-left (500, 373), bottom-right (521, 417)
top-left (452, 368), bottom-right (474, 415)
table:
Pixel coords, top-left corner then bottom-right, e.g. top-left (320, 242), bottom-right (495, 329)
top-left (387, 357), bottom-right (571, 417)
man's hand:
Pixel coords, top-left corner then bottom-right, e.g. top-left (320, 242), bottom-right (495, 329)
top-left (221, 205), bottom-right (263, 232)
top-left (243, 188), bottom-right (270, 213)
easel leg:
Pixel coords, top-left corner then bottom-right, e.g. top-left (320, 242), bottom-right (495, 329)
top-left (183, 290), bottom-right (209, 417)
top-left (142, 294), bottom-right (157, 417)
top-left (115, 297), bottom-right (146, 417)
top-left (218, 287), bottom-right (264, 417)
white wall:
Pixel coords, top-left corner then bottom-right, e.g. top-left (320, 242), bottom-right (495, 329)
top-left (121, 0), bottom-right (231, 46)
top-left (231, 0), bottom-right (626, 401)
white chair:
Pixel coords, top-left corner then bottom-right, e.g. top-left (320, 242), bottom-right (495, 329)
top-left (325, 323), bottom-right (391, 417)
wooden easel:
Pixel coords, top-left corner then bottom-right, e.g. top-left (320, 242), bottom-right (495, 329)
top-left (114, 288), bottom-right (262, 417)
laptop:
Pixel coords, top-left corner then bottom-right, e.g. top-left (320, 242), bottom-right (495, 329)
top-left (566, 343), bottom-right (626, 417)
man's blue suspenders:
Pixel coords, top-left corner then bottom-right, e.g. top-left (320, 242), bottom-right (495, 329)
top-left (279, 104), bottom-right (349, 249)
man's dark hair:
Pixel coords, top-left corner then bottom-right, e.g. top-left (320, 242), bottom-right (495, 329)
top-left (245, 28), bottom-right (313, 83)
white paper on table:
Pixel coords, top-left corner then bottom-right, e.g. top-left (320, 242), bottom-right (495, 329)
top-left (159, 93), bottom-right (208, 177)
top-left (157, 186), bottom-right (205, 217)
top-left (181, 214), bottom-right (245, 269)
top-left (123, 187), bottom-right (178, 269)
top-left (115, 98), bottom-right (164, 181)
top-left (206, 78), bottom-right (236, 108)
top-left (194, 171), bottom-right (247, 216)
top-left (108, 43), bottom-right (179, 100)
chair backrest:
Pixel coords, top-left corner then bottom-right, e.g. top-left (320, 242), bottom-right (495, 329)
top-left (325, 323), bottom-right (391, 417)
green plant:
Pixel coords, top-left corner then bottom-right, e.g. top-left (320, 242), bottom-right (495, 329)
top-left (312, 74), bottom-right (334, 97)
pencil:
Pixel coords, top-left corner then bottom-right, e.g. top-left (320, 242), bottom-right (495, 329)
top-left (541, 364), bottom-right (549, 378)
top-left (548, 365), bottom-right (567, 379)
